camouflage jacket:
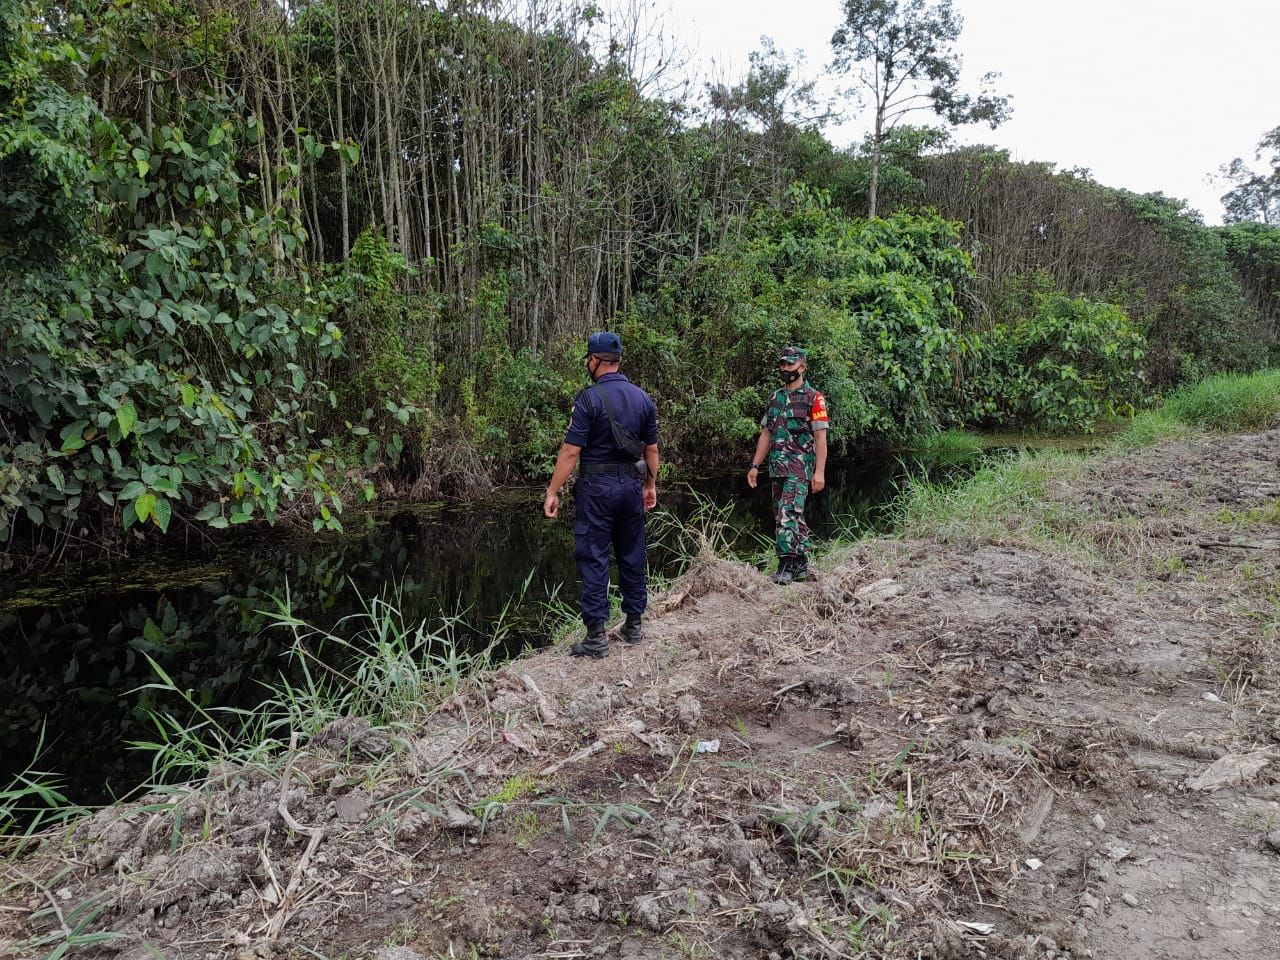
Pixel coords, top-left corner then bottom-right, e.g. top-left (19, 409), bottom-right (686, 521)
top-left (761, 382), bottom-right (829, 480)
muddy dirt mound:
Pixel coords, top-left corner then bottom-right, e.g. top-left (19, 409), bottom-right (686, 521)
top-left (4, 432), bottom-right (1280, 959)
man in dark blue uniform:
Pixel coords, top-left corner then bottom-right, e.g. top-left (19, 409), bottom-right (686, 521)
top-left (544, 332), bottom-right (659, 658)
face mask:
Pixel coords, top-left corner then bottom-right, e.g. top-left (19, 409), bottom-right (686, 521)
top-left (586, 358), bottom-right (600, 382)
top-left (778, 368), bottom-right (801, 385)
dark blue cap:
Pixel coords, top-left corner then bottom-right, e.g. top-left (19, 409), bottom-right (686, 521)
top-left (584, 331), bottom-right (622, 357)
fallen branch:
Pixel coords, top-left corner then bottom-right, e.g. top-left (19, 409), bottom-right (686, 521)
top-left (266, 732), bottom-right (326, 941)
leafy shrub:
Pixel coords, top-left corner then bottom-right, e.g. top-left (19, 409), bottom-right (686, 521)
top-left (970, 292), bottom-right (1148, 431)
top-left (0, 27), bottom-right (360, 543)
top-left (615, 184), bottom-right (981, 458)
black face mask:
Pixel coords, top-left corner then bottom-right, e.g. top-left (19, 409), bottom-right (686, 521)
top-left (778, 368), bottom-right (801, 385)
top-left (586, 358), bottom-right (600, 383)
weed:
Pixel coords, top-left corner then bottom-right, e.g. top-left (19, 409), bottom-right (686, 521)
top-left (910, 428), bottom-right (986, 458)
top-left (128, 582), bottom-right (505, 786)
top-left (384, 918), bottom-right (419, 946)
top-left (1161, 370), bottom-right (1280, 433)
top-left (527, 798), bottom-right (652, 842)
top-left (893, 449), bottom-right (1081, 547)
top-left (513, 811), bottom-right (542, 848)
top-left (1153, 555), bottom-right (1188, 574)
top-left (0, 724), bottom-right (83, 856)
top-left (14, 886), bottom-right (126, 960)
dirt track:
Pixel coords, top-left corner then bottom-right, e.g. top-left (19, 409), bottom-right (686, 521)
top-left (3, 431), bottom-right (1280, 960)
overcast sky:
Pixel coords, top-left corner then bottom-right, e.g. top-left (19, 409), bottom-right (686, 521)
top-left (613, 0), bottom-right (1278, 225)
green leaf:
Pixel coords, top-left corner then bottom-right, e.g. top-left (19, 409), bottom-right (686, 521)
top-left (119, 481), bottom-right (146, 501)
top-left (117, 401), bottom-right (138, 439)
top-left (60, 420), bottom-right (90, 444)
top-left (135, 492), bottom-right (156, 523)
top-left (152, 496), bottom-right (172, 532)
top-left (143, 617), bottom-right (166, 644)
top-left (194, 502), bottom-right (220, 521)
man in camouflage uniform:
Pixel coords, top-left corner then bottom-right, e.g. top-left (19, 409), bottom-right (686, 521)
top-left (746, 347), bottom-right (828, 584)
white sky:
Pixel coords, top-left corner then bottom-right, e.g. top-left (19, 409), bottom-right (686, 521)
top-left (611, 0), bottom-right (1279, 225)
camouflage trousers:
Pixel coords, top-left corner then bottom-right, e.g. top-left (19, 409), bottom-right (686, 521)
top-left (770, 477), bottom-right (811, 558)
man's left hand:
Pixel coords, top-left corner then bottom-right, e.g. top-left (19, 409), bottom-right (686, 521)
top-left (812, 472), bottom-right (826, 493)
top-left (544, 491), bottom-right (560, 518)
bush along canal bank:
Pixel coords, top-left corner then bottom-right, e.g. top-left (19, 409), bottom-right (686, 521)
top-left (4, 394), bottom-right (1280, 958)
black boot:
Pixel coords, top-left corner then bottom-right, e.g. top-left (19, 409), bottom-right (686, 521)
top-left (790, 555), bottom-right (814, 582)
top-left (769, 556), bottom-right (795, 585)
top-left (571, 623), bottom-right (609, 659)
top-left (621, 614), bottom-right (643, 645)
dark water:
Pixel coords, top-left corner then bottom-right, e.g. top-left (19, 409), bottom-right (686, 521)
top-left (0, 453), bottom-right (963, 808)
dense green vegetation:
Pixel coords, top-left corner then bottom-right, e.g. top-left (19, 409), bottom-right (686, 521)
top-left (2, 0), bottom-right (1278, 553)
top-left (1117, 369), bottom-right (1280, 446)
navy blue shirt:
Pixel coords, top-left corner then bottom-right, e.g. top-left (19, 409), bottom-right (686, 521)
top-left (564, 372), bottom-right (658, 464)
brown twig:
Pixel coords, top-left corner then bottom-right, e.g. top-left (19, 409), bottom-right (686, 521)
top-left (265, 732), bottom-right (326, 941)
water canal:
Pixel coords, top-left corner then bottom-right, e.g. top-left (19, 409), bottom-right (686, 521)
top-left (0, 452), bottom-right (975, 808)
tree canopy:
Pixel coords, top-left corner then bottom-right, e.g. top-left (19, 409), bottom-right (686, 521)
top-left (830, 0), bottom-right (1009, 217)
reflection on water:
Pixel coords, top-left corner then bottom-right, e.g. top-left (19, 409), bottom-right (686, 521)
top-left (0, 452), bottom-right (965, 806)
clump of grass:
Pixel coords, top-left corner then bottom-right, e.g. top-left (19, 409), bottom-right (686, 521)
top-left (1117, 370), bottom-right (1280, 451)
top-left (1112, 409), bottom-right (1188, 449)
top-left (130, 582), bottom-right (505, 784)
top-left (1162, 370), bottom-right (1280, 432)
top-left (0, 725), bottom-right (83, 855)
top-left (893, 450), bottom-right (1081, 545)
top-left (910, 428), bottom-right (985, 459)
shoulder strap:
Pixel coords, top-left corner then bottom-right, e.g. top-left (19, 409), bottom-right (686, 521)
top-left (592, 382), bottom-right (650, 468)
top-left (592, 381), bottom-right (618, 423)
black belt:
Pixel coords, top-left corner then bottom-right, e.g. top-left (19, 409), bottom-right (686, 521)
top-left (580, 461), bottom-right (641, 476)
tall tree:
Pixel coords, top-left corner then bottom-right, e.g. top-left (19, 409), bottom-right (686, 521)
top-left (830, 0), bottom-right (1009, 218)
top-left (1219, 125), bottom-right (1280, 225)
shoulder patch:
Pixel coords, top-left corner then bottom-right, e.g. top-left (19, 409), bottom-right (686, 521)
top-left (810, 393), bottom-right (828, 422)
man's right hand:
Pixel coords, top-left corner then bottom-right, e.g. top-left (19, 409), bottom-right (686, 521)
top-left (543, 491), bottom-right (559, 518)
top-left (746, 466), bottom-right (759, 489)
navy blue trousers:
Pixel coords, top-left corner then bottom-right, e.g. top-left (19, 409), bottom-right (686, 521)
top-left (573, 474), bottom-right (647, 627)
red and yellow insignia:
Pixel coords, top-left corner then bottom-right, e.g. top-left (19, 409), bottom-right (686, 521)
top-left (810, 394), bottom-right (829, 422)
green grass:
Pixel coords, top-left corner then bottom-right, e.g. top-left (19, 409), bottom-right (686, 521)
top-left (128, 582), bottom-right (507, 785)
top-left (909, 428), bottom-right (986, 458)
top-left (0, 724), bottom-right (84, 857)
top-left (1163, 369), bottom-right (1280, 431)
top-left (1117, 369), bottom-right (1280, 447)
top-left (1111, 409), bottom-right (1189, 449)
top-left (893, 449), bottom-right (1081, 545)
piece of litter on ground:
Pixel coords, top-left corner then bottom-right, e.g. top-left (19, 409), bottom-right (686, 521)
top-left (956, 921), bottom-right (995, 936)
top-left (1024, 858), bottom-right (1043, 870)
top-left (695, 739), bottom-right (721, 754)
top-left (1106, 844), bottom-right (1131, 862)
top-left (500, 729), bottom-right (539, 756)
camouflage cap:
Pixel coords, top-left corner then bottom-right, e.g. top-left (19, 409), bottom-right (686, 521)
top-left (778, 346), bottom-right (806, 363)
